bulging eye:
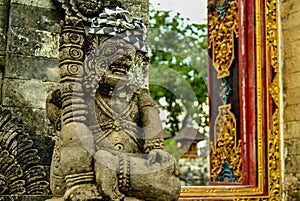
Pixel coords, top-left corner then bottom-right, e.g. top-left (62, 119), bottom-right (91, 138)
top-left (126, 49), bottom-right (135, 60)
top-left (104, 46), bottom-right (117, 56)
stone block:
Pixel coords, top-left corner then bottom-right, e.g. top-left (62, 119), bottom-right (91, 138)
top-left (283, 54), bottom-right (300, 74)
top-left (4, 105), bottom-right (57, 141)
top-left (0, 0), bottom-right (9, 6)
top-left (285, 139), bottom-right (300, 155)
top-left (7, 27), bottom-right (59, 58)
top-left (283, 38), bottom-right (300, 59)
top-left (281, 3), bottom-right (300, 30)
top-left (5, 53), bottom-right (59, 82)
top-left (283, 71), bottom-right (300, 89)
top-left (9, 3), bottom-right (62, 33)
top-left (0, 5), bottom-right (8, 27)
top-left (2, 78), bottom-right (59, 109)
top-left (282, 25), bottom-right (300, 45)
top-left (0, 27), bottom-right (6, 54)
top-left (0, 55), bottom-right (3, 77)
top-left (285, 86), bottom-right (300, 105)
top-left (11, 0), bottom-right (56, 9)
top-left (284, 121), bottom-right (300, 139)
top-left (285, 154), bottom-right (300, 173)
top-left (281, 0), bottom-right (300, 20)
top-left (284, 105), bottom-right (300, 122)
top-left (284, 174), bottom-right (300, 201)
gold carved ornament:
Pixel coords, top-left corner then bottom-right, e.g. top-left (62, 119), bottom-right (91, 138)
top-left (208, 0), bottom-right (239, 79)
top-left (208, 0), bottom-right (242, 184)
top-left (266, 0), bottom-right (281, 199)
top-left (211, 104), bottom-right (242, 183)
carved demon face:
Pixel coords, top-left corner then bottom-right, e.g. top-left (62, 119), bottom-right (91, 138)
top-left (98, 37), bottom-right (146, 88)
top-left (84, 37), bottom-right (148, 93)
top-left (102, 38), bottom-right (136, 76)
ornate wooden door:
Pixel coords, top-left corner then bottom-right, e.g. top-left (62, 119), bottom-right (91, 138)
top-left (180, 0), bottom-right (282, 199)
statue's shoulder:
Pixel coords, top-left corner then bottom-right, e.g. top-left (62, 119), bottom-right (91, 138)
top-left (136, 88), bottom-right (158, 108)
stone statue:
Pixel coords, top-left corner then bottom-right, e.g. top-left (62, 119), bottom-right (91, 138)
top-left (46, 1), bottom-right (181, 201)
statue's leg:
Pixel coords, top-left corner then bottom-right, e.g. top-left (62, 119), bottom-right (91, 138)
top-left (128, 153), bottom-right (181, 201)
top-left (94, 150), bottom-right (181, 201)
top-left (94, 150), bottom-right (125, 201)
top-left (59, 122), bottom-right (102, 201)
top-left (50, 139), bottom-right (66, 198)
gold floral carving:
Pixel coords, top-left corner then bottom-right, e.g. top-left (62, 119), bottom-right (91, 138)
top-left (267, 109), bottom-right (281, 200)
top-left (211, 104), bottom-right (242, 183)
top-left (208, 0), bottom-right (238, 79)
top-left (266, 0), bottom-right (281, 198)
top-left (266, 0), bottom-right (279, 73)
top-left (269, 74), bottom-right (279, 107)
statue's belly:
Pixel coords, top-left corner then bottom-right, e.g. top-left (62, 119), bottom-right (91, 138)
top-left (97, 130), bottom-right (143, 153)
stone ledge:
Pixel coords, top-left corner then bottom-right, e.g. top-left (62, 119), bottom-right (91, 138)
top-left (0, 28), bottom-right (6, 53)
top-left (5, 53), bottom-right (59, 82)
top-left (9, 3), bottom-right (62, 33)
top-left (10, 0), bottom-right (56, 9)
top-left (7, 27), bottom-right (59, 58)
top-left (2, 78), bottom-right (59, 109)
top-left (0, 5), bottom-right (9, 27)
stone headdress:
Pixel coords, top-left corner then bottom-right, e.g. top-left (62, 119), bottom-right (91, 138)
top-left (88, 7), bottom-right (148, 52)
top-left (83, 6), bottom-right (149, 94)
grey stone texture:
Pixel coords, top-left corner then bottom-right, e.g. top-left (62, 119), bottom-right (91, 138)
top-left (9, 4), bottom-right (62, 32)
top-left (0, 0), bottom-right (9, 54)
top-left (281, 0), bottom-right (300, 200)
top-left (0, 1), bottom-right (63, 196)
top-left (2, 78), bottom-right (59, 109)
top-left (0, 5), bottom-right (8, 28)
top-left (0, 28), bottom-right (6, 55)
top-left (7, 27), bottom-right (60, 57)
top-left (3, 2), bottom-right (62, 124)
top-left (5, 54), bottom-right (59, 81)
top-left (11, 0), bottom-right (57, 9)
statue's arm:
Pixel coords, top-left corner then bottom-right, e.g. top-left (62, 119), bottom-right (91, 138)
top-left (46, 89), bottom-right (62, 131)
top-left (138, 89), bottom-right (165, 153)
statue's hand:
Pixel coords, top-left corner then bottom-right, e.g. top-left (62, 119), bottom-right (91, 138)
top-left (147, 149), bottom-right (180, 176)
top-left (147, 149), bottom-right (172, 165)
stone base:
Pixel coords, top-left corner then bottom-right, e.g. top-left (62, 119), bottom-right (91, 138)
top-left (0, 195), bottom-right (52, 201)
top-left (45, 197), bottom-right (63, 201)
top-left (45, 196), bottom-right (142, 201)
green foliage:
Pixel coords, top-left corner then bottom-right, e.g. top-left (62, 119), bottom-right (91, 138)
top-left (148, 7), bottom-right (209, 138)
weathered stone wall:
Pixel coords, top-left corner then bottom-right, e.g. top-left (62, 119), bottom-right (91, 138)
top-left (1, 0), bottom-right (63, 184)
top-left (281, 0), bottom-right (300, 199)
top-left (0, 0), bottom-right (9, 101)
top-left (3, 0), bottom-right (61, 134)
